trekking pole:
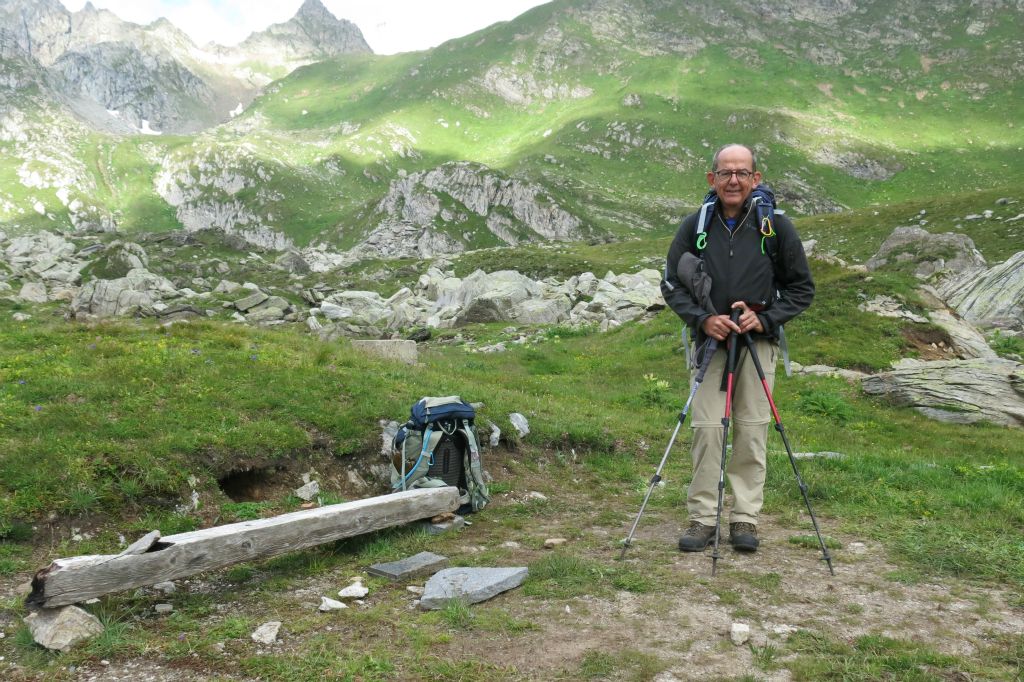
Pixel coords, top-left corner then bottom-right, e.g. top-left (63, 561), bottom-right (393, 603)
top-left (619, 339), bottom-right (719, 560)
top-left (711, 308), bottom-right (743, 576)
top-left (740, 332), bottom-right (835, 576)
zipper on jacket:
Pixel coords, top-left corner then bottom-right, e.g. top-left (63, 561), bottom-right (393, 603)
top-left (720, 202), bottom-right (755, 258)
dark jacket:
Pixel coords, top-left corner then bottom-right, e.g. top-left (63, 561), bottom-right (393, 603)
top-left (661, 196), bottom-right (814, 344)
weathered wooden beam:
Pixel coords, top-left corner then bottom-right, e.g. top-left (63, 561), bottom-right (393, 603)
top-left (29, 487), bottom-right (460, 608)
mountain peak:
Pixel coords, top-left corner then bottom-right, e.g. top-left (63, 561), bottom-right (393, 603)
top-left (238, 0), bottom-right (371, 59)
top-left (296, 0), bottom-right (333, 20)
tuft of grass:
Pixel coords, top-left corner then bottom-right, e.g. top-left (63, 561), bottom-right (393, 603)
top-left (751, 642), bottom-right (781, 671)
top-left (524, 552), bottom-right (650, 599)
top-left (578, 648), bottom-right (666, 681)
top-left (785, 630), bottom-right (977, 681)
top-left (796, 388), bottom-right (854, 423)
top-left (438, 598), bottom-right (474, 629)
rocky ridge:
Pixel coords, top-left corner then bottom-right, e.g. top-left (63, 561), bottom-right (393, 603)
top-left (0, 0), bottom-right (371, 134)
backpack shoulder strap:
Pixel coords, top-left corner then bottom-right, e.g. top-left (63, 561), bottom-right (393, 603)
top-left (694, 198), bottom-right (716, 252)
top-left (752, 196), bottom-right (793, 376)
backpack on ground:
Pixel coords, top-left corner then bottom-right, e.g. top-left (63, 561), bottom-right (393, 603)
top-left (390, 396), bottom-right (490, 513)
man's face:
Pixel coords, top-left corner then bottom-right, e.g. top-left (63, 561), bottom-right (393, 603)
top-left (706, 146), bottom-right (762, 215)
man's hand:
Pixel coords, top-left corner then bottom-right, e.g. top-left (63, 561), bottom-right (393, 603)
top-left (700, 303), bottom-right (764, 341)
top-left (731, 301), bottom-right (764, 335)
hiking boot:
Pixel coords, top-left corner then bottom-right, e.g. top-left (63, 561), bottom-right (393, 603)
top-left (678, 522), bottom-right (716, 552)
top-left (729, 522), bottom-right (759, 552)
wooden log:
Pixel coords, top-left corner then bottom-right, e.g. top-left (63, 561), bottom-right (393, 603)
top-left (29, 487), bottom-right (460, 608)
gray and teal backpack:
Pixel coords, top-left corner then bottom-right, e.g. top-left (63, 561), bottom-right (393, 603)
top-left (390, 396), bottom-right (490, 513)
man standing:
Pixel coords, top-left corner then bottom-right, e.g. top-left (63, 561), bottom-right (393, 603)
top-left (661, 144), bottom-right (814, 553)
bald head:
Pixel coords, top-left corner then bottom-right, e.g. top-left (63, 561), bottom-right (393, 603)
top-left (711, 144), bottom-right (758, 172)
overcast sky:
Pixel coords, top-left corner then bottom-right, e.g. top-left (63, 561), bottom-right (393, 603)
top-left (58, 1), bottom-right (551, 54)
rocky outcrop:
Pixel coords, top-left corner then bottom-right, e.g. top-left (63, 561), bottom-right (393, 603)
top-left (357, 162), bottom-right (584, 260)
top-left (812, 147), bottom-right (902, 181)
top-left (154, 149), bottom-right (294, 251)
top-left (52, 42), bottom-right (216, 133)
top-left (70, 267), bottom-right (180, 318)
top-left (861, 358), bottom-right (1024, 428)
top-left (0, 0), bottom-right (71, 66)
top-left (936, 252), bottom-right (1024, 331)
top-left (479, 66), bottom-right (593, 105)
top-left (313, 266), bottom-right (664, 339)
top-left (866, 227), bottom-right (986, 278)
top-left (4, 231), bottom-right (90, 299)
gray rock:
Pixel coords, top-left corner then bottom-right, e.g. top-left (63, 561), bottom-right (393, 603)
top-left (250, 621), bottom-right (281, 645)
top-left (368, 551), bottom-right (450, 581)
top-left (858, 295), bottom-right (928, 323)
top-left (318, 596), bottom-right (347, 611)
top-left (862, 358), bottom-right (1024, 427)
top-left (866, 227), bottom-right (986, 278)
top-left (18, 281), bottom-right (47, 303)
top-left (928, 310), bottom-right (997, 359)
top-left (337, 581), bottom-right (369, 599)
top-left (509, 413), bottom-right (530, 437)
top-left (351, 340), bottom-right (417, 365)
top-left (511, 296), bottom-right (571, 324)
top-left (730, 622), bottom-right (751, 645)
top-left (70, 268), bottom-right (178, 319)
top-left (214, 280), bottom-right (241, 294)
top-left (792, 451), bottom-right (846, 460)
top-left (234, 291), bottom-right (269, 312)
top-left (275, 250), bottom-right (311, 274)
top-left (319, 302), bottom-right (354, 320)
top-left (245, 306), bottom-right (287, 323)
top-left (24, 605), bottom-right (104, 652)
top-left (419, 567), bottom-right (528, 610)
top-left (154, 603), bottom-right (173, 614)
top-left (936, 252), bottom-right (1024, 330)
top-left (294, 480), bottom-right (319, 501)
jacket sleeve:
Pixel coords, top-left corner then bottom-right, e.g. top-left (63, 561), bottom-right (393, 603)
top-left (661, 215), bottom-right (712, 332)
top-left (757, 214), bottom-right (814, 336)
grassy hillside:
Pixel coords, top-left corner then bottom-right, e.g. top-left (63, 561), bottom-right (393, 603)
top-left (1, 0), bottom-right (1022, 253)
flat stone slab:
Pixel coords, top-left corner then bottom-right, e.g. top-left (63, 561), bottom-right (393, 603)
top-left (419, 567), bottom-right (528, 610)
top-left (351, 340), bottom-right (418, 365)
top-left (234, 291), bottom-right (269, 312)
top-left (368, 551), bottom-right (449, 581)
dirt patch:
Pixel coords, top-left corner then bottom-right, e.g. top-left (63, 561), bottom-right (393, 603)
top-left (902, 326), bottom-right (958, 360)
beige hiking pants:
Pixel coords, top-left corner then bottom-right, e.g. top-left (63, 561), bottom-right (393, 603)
top-left (688, 338), bottom-right (777, 526)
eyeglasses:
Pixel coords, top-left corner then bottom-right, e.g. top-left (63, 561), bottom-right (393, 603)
top-left (713, 169), bottom-right (754, 180)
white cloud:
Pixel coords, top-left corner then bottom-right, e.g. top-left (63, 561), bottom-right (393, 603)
top-left (59, 0), bottom-right (550, 54)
